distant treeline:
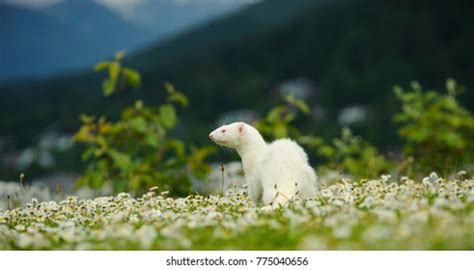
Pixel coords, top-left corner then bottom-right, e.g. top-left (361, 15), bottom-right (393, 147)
top-left (0, 0), bottom-right (473, 166)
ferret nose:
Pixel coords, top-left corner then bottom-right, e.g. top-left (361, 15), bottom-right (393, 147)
top-left (209, 133), bottom-right (213, 139)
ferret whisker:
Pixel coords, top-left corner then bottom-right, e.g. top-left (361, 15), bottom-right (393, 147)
top-left (207, 125), bottom-right (215, 131)
top-left (218, 145), bottom-right (225, 152)
top-left (219, 145), bottom-right (231, 155)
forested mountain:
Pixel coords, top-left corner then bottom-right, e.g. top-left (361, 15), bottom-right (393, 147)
top-left (0, 0), bottom-right (248, 82)
top-left (1, 0), bottom-right (473, 151)
top-left (0, 0), bottom-right (146, 81)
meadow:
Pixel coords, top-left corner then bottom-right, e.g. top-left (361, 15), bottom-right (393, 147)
top-left (1, 63), bottom-right (473, 250)
top-left (1, 172), bottom-right (473, 250)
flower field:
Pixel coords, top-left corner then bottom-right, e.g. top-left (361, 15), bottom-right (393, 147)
top-left (1, 173), bottom-right (473, 250)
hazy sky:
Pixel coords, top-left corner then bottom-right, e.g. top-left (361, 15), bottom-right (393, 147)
top-left (96, 0), bottom-right (258, 21)
top-left (1, 0), bottom-right (259, 22)
top-left (1, 0), bottom-right (62, 8)
top-left (1, 0), bottom-right (260, 9)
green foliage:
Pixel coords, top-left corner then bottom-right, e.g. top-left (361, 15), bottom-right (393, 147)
top-left (257, 79), bottom-right (474, 180)
top-left (94, 51), bottom-right (142, 96)
top-left (255, 95), bottom-right (310, 139)
top-left (74, 55), bottom-right (214, 195)
top-left (313, 128), bottom-right (393, 179)
top-left (394, 79), bottom-right (474, 174)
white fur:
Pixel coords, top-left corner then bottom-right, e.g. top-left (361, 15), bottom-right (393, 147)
top-left (209, 122), bottom-right (316, 208)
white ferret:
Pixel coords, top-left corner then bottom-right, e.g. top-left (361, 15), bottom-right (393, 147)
top-left (209, 122), bottom-right (316, 208)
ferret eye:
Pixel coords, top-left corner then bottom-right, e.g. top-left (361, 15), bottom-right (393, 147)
top-left (221, 129), bottom-right (226, 133)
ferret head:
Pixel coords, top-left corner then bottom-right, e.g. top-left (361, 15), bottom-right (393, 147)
top-left (209, 122), bottom-right (257, 149)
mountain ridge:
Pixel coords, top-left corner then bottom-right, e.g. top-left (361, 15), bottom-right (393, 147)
top-left (0, 0), bottom-right (147, 82)
top-left (1, 0), bottom-right (473, 151)
top-left (0, 0), bottom-right (250, 83)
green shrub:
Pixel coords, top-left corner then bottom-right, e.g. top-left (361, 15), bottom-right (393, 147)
top-left (254, 95), bottom-right (311, 139)
top-left (314, 128), bottom-right (393, 179)
top-left (74, 54), bottom-right (214, 195)
top-left (394, 79), bottom-right (474, 174)
top-left (94, 51), bottom-right (142, 96)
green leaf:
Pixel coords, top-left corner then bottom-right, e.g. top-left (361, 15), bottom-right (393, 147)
top-left (171, 92), bottom-right (189, 107)
top-left (129, 117), bottom-right (147, 133)
top-left (411, 128), bottom-right (430, 142)
top-left (81, 147), bottom-right (96, 161)
top-left (298, 136), bottom-right (324, 147)
top-left (159, 104), bottom-right (177, 129)
top-left (285, 95), bottom-right (296, 103)
top-left (319, 145), bottom-right (335, 158)
top-left (443, 132), bottom-right (463, 149)
top-left (283, 112), bottom-right (296, 123)
top-left (79, 114), bottom-right (95, 124)
top-left (294, 100), bottom-right (310, 114)
top-left (109, 62), bottom-right (121, 81)
top-left (145, 133), bottom-right (159, 148)
top-left (163, 157), bottom-right (180, 168)
top-left (285, 95), bottom-right (310, 114)
top-left (393, 85), bottom-right (404, 98)
top-left (108, 149), bottom-right (132, 172)
top-left (167, 139), bottom-right (185, 158)
top-left (446, 78), bottom-right (457, 96)
top-left (102, 78), bottom-right (115, 96)
top-left (267, 107), bottom-right (283, 123)
top-left (410, 81), bottom-right (422, 91)
top-left (135, 100), bottom-right (144, 110)
top-left (94, 61), bottom-right (111, 72)
top-left (89, 172), bottom-right (105, 189)
top-left (165, 82), bottom-right (189, 107)
top-left (189, 145), bottom-right (216, 164)
top-left (123, 68), bottom-right (141, 89)
top-left (164, 82), bottom-right (176, 95)
top-left (273, 122), bottom-right (287, 138)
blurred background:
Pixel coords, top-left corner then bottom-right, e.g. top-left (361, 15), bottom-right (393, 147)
top-left (0, 0), bottom-right (473, 194)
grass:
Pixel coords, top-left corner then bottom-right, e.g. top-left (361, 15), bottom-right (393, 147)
top-left (0, 173), bottom-right (473, 250)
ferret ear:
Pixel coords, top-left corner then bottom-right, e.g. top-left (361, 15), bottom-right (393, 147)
top-left (238, 123), bottom-right (245, 133)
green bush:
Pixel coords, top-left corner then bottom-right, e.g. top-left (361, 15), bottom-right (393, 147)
top-left (94, 51), bottom-right (142, 96)
top-left (313, 128), bottom-right (393, 180)
top-left (394, 79), bottom-right (474, 174)
top-left (254, 95), bottom-right (311, 139)
top-left (74, 54), bottom-right (214, 195)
